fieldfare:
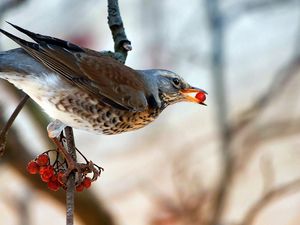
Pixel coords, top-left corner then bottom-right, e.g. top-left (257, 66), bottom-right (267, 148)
top-left (0, 23), bottom-right (207, 178)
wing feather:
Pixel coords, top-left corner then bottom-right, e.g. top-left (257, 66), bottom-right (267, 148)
top-left (0, 23), bottom-right (149, 111)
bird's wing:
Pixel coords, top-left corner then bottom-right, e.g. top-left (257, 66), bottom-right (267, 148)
top-left (0, 23), bottom-right (148, 111)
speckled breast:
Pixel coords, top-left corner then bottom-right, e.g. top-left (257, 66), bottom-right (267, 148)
top-left (49, 91), bottom-right (161, 135)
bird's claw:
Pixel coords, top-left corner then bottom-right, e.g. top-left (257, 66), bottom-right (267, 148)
top-left (50, 136), bottom-right (103, 190)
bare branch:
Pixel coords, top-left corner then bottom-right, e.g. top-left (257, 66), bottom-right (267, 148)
top-left (204, 1), bottom-right (234, 224)
top-left (231, 56), bottom-right (300, 135)
top-left (236, 117), bottom-right (300, 172)
top-left (107, 0), bottom-right (132, 63)
top-left (64, 127), bottom-right (76, 225)
top-left (259, 156), bottom-right (275, 194)
top-left (0, 0), bottom-right (27, 17)
top-left (0, 94), bottom-right (29, 157)
top-left (225, 0), bottom-right (297, 25)
top-left (241, 178), bottom-right (300, 225)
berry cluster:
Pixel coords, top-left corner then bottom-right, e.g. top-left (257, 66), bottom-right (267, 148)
top-left (27, 152), bottom-right (94, 192)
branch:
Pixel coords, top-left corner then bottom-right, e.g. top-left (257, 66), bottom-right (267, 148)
top-left (0, 94), bottom-right (29, 157)
top-left (225, 0), bottom-right (296, 25)
top-left (107, 0), bottom-right (132, 63)
top-left (64, 127), bottom-right (76, 225)
top-left (231, 56), bottom-right (300, 134)
top-left (241, 178), bottom-right (300, 225)
top-left (204, 1), bottom-right (233, 224)
top-left (0, 0), bottom-right (27, 17)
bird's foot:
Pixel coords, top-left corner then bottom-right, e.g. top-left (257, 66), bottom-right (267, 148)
top-left (62, 159), bottom-right (103, 185)
top-left (47, 120), bottom-right (66, 138)
top-left (51, 136), bottom-right (103, 187)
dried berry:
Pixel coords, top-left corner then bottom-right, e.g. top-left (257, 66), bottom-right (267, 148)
top-left (82, 177), bottom-right (92, 188)
top-left (37, 154), bottom-right (49, 166)
top-left (27, 161), bottom-right (40, 174)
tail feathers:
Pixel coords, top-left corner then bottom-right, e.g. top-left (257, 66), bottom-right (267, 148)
top-left (0, 28), bottom-right (39, 51)
top-left (5, 22), bottom-right (83, 52)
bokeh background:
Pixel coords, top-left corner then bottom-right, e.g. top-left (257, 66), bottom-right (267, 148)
top-left (0, 0), bottom-right (300, 225)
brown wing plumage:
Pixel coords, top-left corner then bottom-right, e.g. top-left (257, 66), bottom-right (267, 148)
top-left (0, 23), bottom-right (148, 111)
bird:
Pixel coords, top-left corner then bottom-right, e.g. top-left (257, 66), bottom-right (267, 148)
top-left (0, 23), bottom-right (207, 178)
top-left (0, 22), bottom-right (207, 138)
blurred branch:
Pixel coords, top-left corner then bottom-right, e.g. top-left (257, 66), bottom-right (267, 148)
top-left (237, 117), bottom-right (300, 171)
top-left (230, 48), bottom-right (300, 171)
top-left (0, 94), bottom-right (29, 157)
top-left (241, 178), bottom-right (300, 225)
top-left (199, 1), bottom-right (300, 224)
top-left (0, 0), bottom-right (30, 159)
top-left (0, 0), bottom-right (27, 16)
top-left (230, 13), bottom-right (300, 169)
top-left (205, 1), bottom-right (234, 224)
top-left (225, 0), bottom-right (297, 25)
top-left (259, 156), bottom-right (274, 194)
top-left (231, 55), bottom-right (300, 134)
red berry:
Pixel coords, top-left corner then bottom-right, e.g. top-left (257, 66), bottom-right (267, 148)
top-left (40, 166), bottom-right (54, 182)
top-left (50, 175), bottom-right (58, 182)
top-left (27, 161), bottom-right (40, 174)
top-left (48, 180), bottom-right (61, 191)
top-left (82, 177), bottom-right (92, 188)
top-left (37, 154), bottom-right (49, 166)
top-left (76, 184), bottom-right (84, 192)
top-left (39, 166), bottom-right (47, 175)
top-left (41, 173), bottom-right (51, 182)
top-left (195, 91), bottom-right (206, 103)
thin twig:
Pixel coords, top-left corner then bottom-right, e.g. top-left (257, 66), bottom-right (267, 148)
top-left (0, 94), bottom-right (29, 157)
top-left (241, 178), bottom-right (300, 225)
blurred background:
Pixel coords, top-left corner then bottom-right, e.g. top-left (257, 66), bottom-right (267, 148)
top-left (0, 0), bottom-right (300, 225)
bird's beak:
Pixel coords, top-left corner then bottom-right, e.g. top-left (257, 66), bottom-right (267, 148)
top-left (180, 86), bottom-right (207, 105)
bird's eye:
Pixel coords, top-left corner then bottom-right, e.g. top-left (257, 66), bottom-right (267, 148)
top-left (172, 78), bottom-right (180, 86)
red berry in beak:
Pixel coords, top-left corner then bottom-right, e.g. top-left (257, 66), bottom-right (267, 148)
top-left (195, 91), bottom-right (206, 103)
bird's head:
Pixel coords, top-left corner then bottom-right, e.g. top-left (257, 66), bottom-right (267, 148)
top-left (139, 69), bottom-right (207, 108)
